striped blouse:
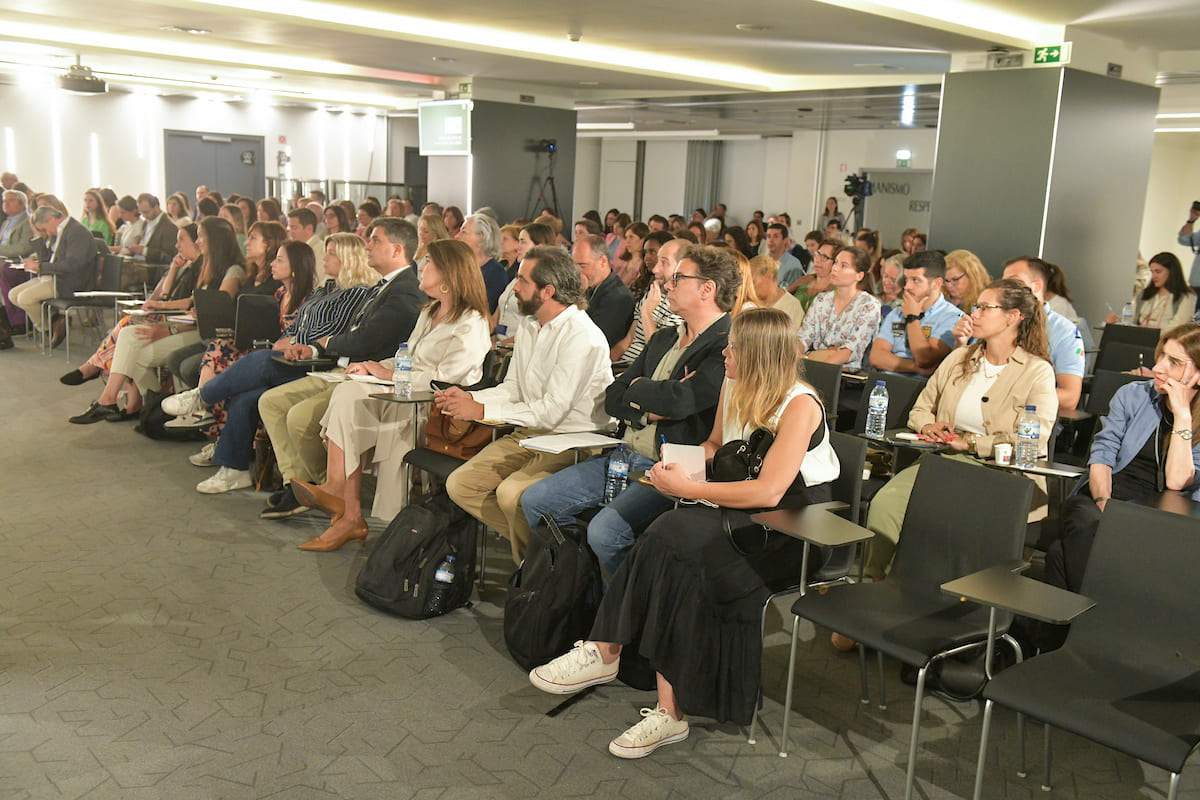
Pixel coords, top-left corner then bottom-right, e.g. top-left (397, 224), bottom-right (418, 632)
top-left (283, 280), bottom-right (372, 345)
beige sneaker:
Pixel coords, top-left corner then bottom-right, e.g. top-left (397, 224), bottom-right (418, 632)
top-left (609, 707), bottom-right (689, 759)
top-left (529, 641), bottom-right (619, 695)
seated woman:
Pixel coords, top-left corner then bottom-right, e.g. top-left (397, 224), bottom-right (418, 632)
top-left (1041, 259), bottom-right (1080, 325)
top-left (942, 249), bottom-right (990, 314)
top-left (160, 234), bottom-right (378, 491)
top-left (414, 212), bottom-right (452, 271)
top-left (797, 244), bottom-right (881, 369)
top-left (80, 189), bottom-right (114, 245)
top-left (862, 279), bottom-right (1059, 578)
top-left (61, 223), bottom-right (201, 387)
top-left (529, 308), bottom-right (839, 757)
top-left (1105, 251), bottom-right (1196, 331)
top-left (219, 203), bottom-right (247, 253)
top-left (257, 198), bottom-right (283, 224)
top-left (1046, 322), bottom-right (1200, 593)
top-left (611, 230), bottom-right (682, 365)
top-left (68, 217), bottom-right (244, 423)
top-left (166, 192), bottom-right (192, 227)
top-left (791, 238), bottom-right (837, 310)
top-left (322, 204), bottom-right (352, 237)
top-left (290, 239), bottom-right (492, 550)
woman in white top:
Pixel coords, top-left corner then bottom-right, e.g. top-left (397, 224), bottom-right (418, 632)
top-left (1106, 251), bottom-right (1196, 331)
top-left (529, 308), bottom-right (839, 757)
top-left (291, 239), bottom-right (492, 551)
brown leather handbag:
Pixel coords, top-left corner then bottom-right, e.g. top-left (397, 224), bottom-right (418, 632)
top-left (424, 412), bottom-right (493, 460)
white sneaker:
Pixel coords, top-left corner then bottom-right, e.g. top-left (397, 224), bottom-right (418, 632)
top-left (165, 410), bottom-right (215, 429)
top-left (608, 707), bottom-right (689, 759)
top-left (529, 641), bottom-right (619, 695)
top-left (188, 442), bottom-right (217, 467)
top-left (162, 388), bottom-right (206, 417)
top-left (197, 466), bottom-right (252, 494)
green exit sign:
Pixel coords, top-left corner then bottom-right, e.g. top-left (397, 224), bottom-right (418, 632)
top-left (1034, 43), bottom-right (1071, 65)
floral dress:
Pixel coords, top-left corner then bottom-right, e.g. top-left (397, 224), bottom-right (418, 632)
top-left (796, 289), bottom-right (882, 370)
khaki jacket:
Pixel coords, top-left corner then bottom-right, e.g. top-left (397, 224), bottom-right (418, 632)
top-left (908, 345), bottom-right (1059, 458)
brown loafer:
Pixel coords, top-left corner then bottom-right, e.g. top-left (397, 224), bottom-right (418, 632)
top-left (298, 519), bottom-right (367, 552)
top-left (291, 480), bottom-right (345, 519)
top-left (50, 315), bottom-right (67, 349)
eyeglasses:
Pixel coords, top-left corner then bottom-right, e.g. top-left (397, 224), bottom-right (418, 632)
top-left (944, 273), bottom-right (968, 285)
top-left (667, 272), bottom-right (707, 288)
top-left (812, 251), bottom-right (834, 263)
top-left (971, 302), bottom-right (1004, 314)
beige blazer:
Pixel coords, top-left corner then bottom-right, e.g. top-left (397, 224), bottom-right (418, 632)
top-left (908, 345), bottom-right (1059, 458)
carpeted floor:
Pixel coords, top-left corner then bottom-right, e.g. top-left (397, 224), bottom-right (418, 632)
top-left (0, 335), bottom-right (1190, 799)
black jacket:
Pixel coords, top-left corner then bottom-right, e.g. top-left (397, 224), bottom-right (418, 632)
top-left (142, 214), bottom-right (178, 265)
top-left (605, 314), bottom-right (730, 449)
top-left (34, 217), bottom-right (98, 298)
top-left (324, 265), bottom-right (426, 361)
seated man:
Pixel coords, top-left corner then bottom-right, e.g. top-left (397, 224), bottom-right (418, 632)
top-left (869, 251), bottom-right (963, 377)
top-left (257, 217), bottom-right (426, 516)
top-left (521, 244), bottom-right (735, 576)
top-left (128, 193), bottom-right (178, 265)
top-left (0, 189), bottom-right (35, 347)
top-left (439, 246), bottom-right (613, 563)
top-left (10, 205), bottom-right (97, 347)
top-left (953, 255), bottom-right (1084, 410)
top-left (573, 233), bottom-right (634, 352)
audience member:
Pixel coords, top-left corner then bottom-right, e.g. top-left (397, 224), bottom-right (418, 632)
top-left (611, 233), bottom-right (684, 365)
top-left (868, 251), bottom-right (963, 377)
top-left (442, 205), bottom-right (465, 237)
top-left (323, 203), bottom-right (353, 236)
top-left (287, 207), bottom-right (323, 260)
top-left (439, 246), bottom-right (613, 563)
top-left (765, 223), bottom-right (803, 289)
top-left (750, 254), bottom-right (804, 333)
top-left (257, 198), bottom-right (283, 223)
top-left (863, 279), bottom-right (1057, 577)
top-left (617, 221), bottom-right (649, 287)
top-left (493, 222), bottom-right (555, 341)
top-left (529, 308), bottom-right (839, 756)
top-left (574, 234), bottom-right (635, 351)
top-left (1105, 251), bottom-right (1196, 331)
top-left (819, 196), bottom-right (845, 231)
top-left (80, 189), bottom-right (114, 245)
top-left (0, 189), bottom-right (35, 345)
top-left (1041, 259), bottom-right (1080, 324)
top-left (797, 245), bottom-right (881, 369)
top-left (792, 238), bottom-right (836, 312)
top-left (12, 206), bottom-right (97, 347)
top-left (942, 249), bottom-right (989, 313)
top-left (457, 213), bottom-right (508, 313)
top-left (1178, 203), bottom-right (1200, 286)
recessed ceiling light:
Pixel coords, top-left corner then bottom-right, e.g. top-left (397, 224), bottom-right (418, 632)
top-left (431, 56), bottom-right (456, 62)
top-left (159, 25), bottom-right (211, 35)
top-left (735, 24), bottom-right (771, 32)
top-left (853, 63), bottom-right (899, 70)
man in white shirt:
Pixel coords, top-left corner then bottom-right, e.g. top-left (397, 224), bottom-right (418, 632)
top-left (439, 245), bottom-right (614, 563)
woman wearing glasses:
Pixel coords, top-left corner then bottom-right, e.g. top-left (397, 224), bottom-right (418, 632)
top-left (942, 249), bottom-right (990, 314)
top-left (792, 238), bottom-right (838, 313)
top-left (862, 278), bottom-right (1058, 577)
top-left (797, 244), bottom-right (880, 369)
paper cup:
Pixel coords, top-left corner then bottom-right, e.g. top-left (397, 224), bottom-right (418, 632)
top-left (994, 443), bottom-right (1013, 465)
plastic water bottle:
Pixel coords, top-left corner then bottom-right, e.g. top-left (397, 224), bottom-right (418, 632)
top-left (1015, 405), bottom-right (1039, 469)
top-left (865, 380), bottom-right (888, 439)
top-left (392, 343), bottom-right (412, 398)
top-left (603, 445), bottom-right (631, 505)
top-left (426, 554), bottom-right (456, 615)
top-left (1120, 301), bottom-right (1134, 326)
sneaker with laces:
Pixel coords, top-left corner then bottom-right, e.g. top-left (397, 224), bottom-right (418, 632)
top-left (529, 641), bottom-right (619, 695)
top-left (609, 707), bottom-right (689, 759)
top-left (162, 388), bottom-right (206, 418)
top-left (260, 485), bottom-right (308, 519)
top-left (188, 442), bottom-right (217, 467)
top-left (196, 466), bottom-right (252, 494)
top-left (165, 410), bottom-right (215, 429)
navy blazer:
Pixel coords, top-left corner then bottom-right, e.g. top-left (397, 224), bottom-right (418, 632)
top-left (324, 265), bottom-right (427, 362)
top-left (605, 313), bottom-right (731, 449)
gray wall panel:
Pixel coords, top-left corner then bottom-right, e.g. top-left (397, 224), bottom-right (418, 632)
top-left (1042, 69), bottom-right (1159, 327)
top-left (928, 69), bottom-right (1062, 273)
top-left (470, 100), bottom-right (576, 223)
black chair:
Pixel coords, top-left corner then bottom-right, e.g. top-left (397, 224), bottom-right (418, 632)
top-left (1091, 323), bottom-right (1159, 376)
top-left (852, 370), bottom-right (926, 435)
top-left (47, 253), bottom-right (133, 360)
top-left (1059, 370), bottom-right (1145, 463)
top-left (747, 430), bottom-right (868, 746)
top-left (783, 455), bottom-right (1034, 799)
top-left (973, 500), bottom-right (1200, 800)
top-left (802, 359), bottom-right (842, 424)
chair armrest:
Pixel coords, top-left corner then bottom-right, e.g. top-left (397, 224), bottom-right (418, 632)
top-left (752, 503), bottom-right (872, 549)
top-left (941, 563), bottom-right (1095, 625)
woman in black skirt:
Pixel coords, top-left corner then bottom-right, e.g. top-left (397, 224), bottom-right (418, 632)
top-left (530, 307), bottom-right (840, 758)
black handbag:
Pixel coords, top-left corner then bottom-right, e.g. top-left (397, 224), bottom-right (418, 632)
top-left (709, 428), bottom-right (775, 555)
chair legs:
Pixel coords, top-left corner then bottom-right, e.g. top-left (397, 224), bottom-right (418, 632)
top-left (779, 614), bottom-right (801, 757)
top-left (903, 664), bottom-right (930, 800)
top-left (877, 649), bottom-right (887, 710)
top-left (972, 698), bottom-right (995, 800)
top-left (858, 643), bottom-right (869, 704)
top-left (1169, 771), bottom-right (1181, 800)
top-left (1041, 723), bottom-right (1052, 791)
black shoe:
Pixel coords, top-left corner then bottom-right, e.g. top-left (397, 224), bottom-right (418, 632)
top-left (260, 484), bottom-right (307, 519)
top-left (69, 401), bottom-right (122, 424)
top-left (50, 315), bottom-right (66, 349)
top-left (60, 368), bottom-right (100, 386)
top-left (0, 332), bottom-right (12, 351)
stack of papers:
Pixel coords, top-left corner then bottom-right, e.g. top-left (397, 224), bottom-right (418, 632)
top-left (519, 432), bottom-right (623, 454)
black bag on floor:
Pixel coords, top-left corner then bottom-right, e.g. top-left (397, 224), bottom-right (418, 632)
top-left (504, 516), bottom-right (603, 671)
top-left (355, 490), bottom-right (477, 619)
top-left (135, 386), bottom-right (206, 441)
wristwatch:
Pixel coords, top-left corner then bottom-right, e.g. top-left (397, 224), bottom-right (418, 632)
top-left (1174, 428), bottom-right (1194, 440)
top-left (904, 312), bottom-right (923, 325)
top-left (965, 432), bottom-right (978, 454)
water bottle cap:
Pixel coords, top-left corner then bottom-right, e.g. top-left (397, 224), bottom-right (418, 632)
top-left (1025, 405), bottom-right (1035, 411)
top-left (445, 555), bottom-right (455, 562)
top-left (875, 380), bottom-right (885, 386)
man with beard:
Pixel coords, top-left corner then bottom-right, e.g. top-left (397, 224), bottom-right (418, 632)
top-left (438, 246), bottom-right (614, 563)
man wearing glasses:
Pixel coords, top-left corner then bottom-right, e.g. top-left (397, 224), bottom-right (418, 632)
top-left (520, 243), bottom-right (736, 577)
top-left (869, 251), bottom-right (964, 377)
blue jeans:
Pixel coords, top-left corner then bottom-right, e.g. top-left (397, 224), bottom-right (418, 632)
top-left (521, 452), bottom-right (672, 576)
top-left (200, 349), bottom-right (309, 470)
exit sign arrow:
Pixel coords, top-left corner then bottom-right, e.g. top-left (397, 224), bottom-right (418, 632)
top-left (1034, 43), bottom-right (1071, 65)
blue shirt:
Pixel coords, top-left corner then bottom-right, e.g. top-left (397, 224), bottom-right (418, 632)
top-left (873, 294), bottom-right (964, 360)
top-left (777, 250), bottom-right (804, 288)
top-left (1045, 302), bottom-right (1084, 377)
top-left (1179, 230), bottom-right (1200, 286)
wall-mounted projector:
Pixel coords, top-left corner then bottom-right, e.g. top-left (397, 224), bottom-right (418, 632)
top-left (60, 57), bottom-right (106, 94)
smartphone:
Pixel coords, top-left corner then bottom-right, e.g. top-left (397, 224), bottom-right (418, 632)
top-left (430, 379), bottom-right (458, 392)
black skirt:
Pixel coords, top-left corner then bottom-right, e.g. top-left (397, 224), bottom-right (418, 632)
top-left (590, 483), bottom-right (832, 725)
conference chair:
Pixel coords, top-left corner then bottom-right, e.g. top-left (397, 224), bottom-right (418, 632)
top-left (783, 455), bottom-right (1033, 800)
top-left (801, 358), bottom-right (842, 426)
top-left (50, 253), bottom-right (137, 360)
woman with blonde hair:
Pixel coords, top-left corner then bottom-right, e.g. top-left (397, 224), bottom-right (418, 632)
top-left (728, 248), bottom-right (763, 314)
top-left (81, 189), bottom-right (114, 245)
top-left (289, 238), bottom-right (493, 550)
top-left (530, 307), bottom-right (839, 755)
top-left (943, 249), bottom-right (990, 314)
top-left (415, 212), bottom-right (452, 265)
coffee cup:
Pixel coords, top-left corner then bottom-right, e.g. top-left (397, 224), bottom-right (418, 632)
top-left (993, 443), bottom-right (1013, 465)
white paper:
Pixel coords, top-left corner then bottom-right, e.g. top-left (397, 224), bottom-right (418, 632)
top-left (660, 443), bottom-right (706, 481)
top-left (519, 432), bottom-right (623, 454)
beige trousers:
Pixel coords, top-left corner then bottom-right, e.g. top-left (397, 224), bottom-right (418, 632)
top-left (9, 276), bottom-right (55, 330)
top-left (258, 376), bottom-right (333, 485)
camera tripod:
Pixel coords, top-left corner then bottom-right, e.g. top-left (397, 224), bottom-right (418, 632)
top-left (526, 149), bottom-right (561, 220)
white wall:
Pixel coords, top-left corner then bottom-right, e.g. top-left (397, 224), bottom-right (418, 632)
top-left (571, 137), bottom-right (602, 219)
top-left (598, 139), bottom-right (637, 217)
top-left (0, 81), bottom-right (386, 207)
top-left (1140, 132), bottom-right (1200, 270)
top-left (640, 141), bottom-right (687, 221)
top-left (387, 117), bottom-right (418, 184)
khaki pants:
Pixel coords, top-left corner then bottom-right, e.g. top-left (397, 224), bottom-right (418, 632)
top-left (445, 432), bottom-right (576, 564)
top-left (258, 376), bottom-right (333, 485)
top-left (110, 325), bottom-right (201, 394)
top-left (9, 276), bottom-right (55, 330)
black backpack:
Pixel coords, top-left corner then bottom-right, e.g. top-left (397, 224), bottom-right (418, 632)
top-left (504, 516), bottom-right (603, 671)
top-left (355, 491), bottom-right (477, 619)
top-left (135, 387), bottom-right (207, 441)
